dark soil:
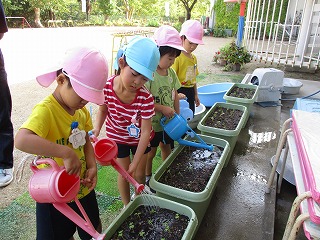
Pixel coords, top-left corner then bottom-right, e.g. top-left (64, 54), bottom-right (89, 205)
top-left (110, 205), bottom-right (190, 240)
top-left (204, 106), bottom-right (243, 130)
top-left (226, 86), bottom-right (255, 99)
top-left (159, 146), bottom-right (223, 192)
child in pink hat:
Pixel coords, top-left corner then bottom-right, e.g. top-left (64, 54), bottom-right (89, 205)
top-left (172, 19), bottom-right (204, 115)
top-left (144, 25), bottom-right (186, 193)
top-left (15, 47), bottom-right (108, 240)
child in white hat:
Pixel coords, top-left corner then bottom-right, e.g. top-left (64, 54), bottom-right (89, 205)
top-left (92, 36), bottom-right (160, 206)
top-left (172, 19), bottom-right (204, 115)
top-left (15, 47), bottom-right (109, 239)
top-left (144, 25), bottom-right (186, 193)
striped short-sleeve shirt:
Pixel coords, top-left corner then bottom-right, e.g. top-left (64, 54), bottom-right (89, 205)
top-left (103, 76), bottom-right (155, 145)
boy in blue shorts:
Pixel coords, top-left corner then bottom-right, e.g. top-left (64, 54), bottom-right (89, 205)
top-left (145, 25), bottom-right (185, 191)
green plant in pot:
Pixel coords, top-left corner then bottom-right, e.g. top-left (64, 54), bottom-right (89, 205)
top-left (216, 41), bottom-right (252, 71)
top-left (212, 45), bottom-right (229, 66)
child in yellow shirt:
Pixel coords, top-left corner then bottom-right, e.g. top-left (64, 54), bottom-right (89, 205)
top-left (172, 20), bottom-right (204, 115)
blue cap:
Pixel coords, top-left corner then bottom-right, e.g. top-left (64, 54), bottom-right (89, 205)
top-left (115, 36), bottom-right (160, 81)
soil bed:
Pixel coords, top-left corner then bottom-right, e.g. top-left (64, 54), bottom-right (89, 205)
top-left (110, 205), bottom-right (190, 240)
top-left (204, 106), bottom-right (243, 130)
top-left (226, 86), bottom-right (255, 99)
top-left (159, 146), bottom-right (223, 192)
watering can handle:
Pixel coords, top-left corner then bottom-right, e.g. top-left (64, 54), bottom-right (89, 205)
top-left (31, 157), bottom-right (61, 173)
top-left (160, 113), bottom-right (179, 127)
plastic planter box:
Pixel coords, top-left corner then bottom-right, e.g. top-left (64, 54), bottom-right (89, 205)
top-left (149, 135), bottom-right (229, 228)
top-left (197, 102), bottom-right (247, 166)
top-left (223, 83), bottom-right (258, 126)
top-left (104, 195), bottom-right (198, 240)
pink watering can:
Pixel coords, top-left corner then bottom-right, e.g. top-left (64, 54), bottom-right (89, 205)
top-left (88, 131), bottom-right (145, 193)
top-left (29, 157), bottom-right (105, 240)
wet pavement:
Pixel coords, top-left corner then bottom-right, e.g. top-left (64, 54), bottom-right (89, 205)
top-left (195, 103), bottom-right (278, 240)
top-left (194, 79), bottom-right (320, 240)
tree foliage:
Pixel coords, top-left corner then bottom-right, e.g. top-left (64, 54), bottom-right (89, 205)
top-left (213, 0), bottom-right (239, 31)
top-left (3, 0), bottom-right (210, 27)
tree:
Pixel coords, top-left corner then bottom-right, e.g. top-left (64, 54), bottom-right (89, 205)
top-left (78, 0), bottom-right (91, 21)
top-left (178, 0), bottom-right (198, 20)
top-left (96, 0), bottom-right (112, 21)
top-left (27, 0), bottom-right (66, 27)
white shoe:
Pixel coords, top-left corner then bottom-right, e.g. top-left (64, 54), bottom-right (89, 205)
top-left (144, 184), bottom-right (156, 195)
top-left (0, 167), bottom-right (14, 187)
top-left (130, 193), bottom-right (136, 201)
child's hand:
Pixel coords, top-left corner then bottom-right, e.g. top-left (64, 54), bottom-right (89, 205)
top-left (63, 149), bottom-right (82, 176)
top-left (162, 106), bottom-right (175, 119)
top-left (90, 129), bottom-right (100, 138)
top-left (178, 93), bottom-right (186, 100)
top-left (81, 167), bottom-right (97, 191)
top-left (127, 162), bottom-right (137, 177)
top-left (195, 95), bottom-right (200, 107)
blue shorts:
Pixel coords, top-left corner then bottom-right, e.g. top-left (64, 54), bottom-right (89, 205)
top-left (117, 143), bottom-right (151, 158)
top-left (36, 190), bottom-right (100, 240)
top-left (150, 131), bottom-right (174, 149)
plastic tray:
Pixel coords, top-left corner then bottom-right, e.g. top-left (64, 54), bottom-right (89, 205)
top-left (197, 102), bottom-right (247, 165)
top-left (104, 195), bottom-right (198, 240)
top-left (149, 134), bottom-right (229, 226)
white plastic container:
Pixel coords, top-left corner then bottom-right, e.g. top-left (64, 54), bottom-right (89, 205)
top-left (249, 68), bottom-right (284, 102)
top-left (188, 103), bottom-right (206, 129)
top-left (282, 78), bottom-right (303, 95)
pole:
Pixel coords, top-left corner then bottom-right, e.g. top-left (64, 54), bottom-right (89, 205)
top-left (236, 2), bottom-right (246, 47)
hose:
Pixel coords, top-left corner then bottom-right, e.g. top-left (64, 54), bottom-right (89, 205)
top-left (280, 89), bottom-right (320, 101)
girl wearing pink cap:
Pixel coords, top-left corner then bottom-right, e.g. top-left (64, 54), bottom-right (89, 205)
top-left (172, 19), bottom-right (204, 115)
top-left (144, 25), bottom-right (185, 192)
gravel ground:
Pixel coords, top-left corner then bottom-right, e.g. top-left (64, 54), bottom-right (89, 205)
top-left (1, 28), bottom-right (319, 210)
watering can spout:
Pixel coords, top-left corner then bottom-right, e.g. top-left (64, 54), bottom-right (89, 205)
top-left (53, 199), bottom-right (106, 240)
top-left (111, 161), bottom-right (145, 193)
top-left (177, 139), bottom-right (214, 151)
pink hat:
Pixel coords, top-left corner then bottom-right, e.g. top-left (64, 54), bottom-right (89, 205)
top-left (36, 47), bottom-right (108, 105)
top-left (180, 20), bottom-right (204, 45)
top-left (154, 25), bottom-right (186, 51)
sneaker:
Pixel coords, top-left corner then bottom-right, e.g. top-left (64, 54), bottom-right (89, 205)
top-left (130, 193), bottom-right (136, 201)
top-left (145, 179), bottom-right (156, 194)
top-left (0, 167), bottom-right (14, 187)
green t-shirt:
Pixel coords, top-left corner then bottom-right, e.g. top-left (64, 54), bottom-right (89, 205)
top-left (145, 68), bottom-right (181, 132)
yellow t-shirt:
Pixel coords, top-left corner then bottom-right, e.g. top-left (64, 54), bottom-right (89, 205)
top-left (21, 94), bottom-right (93, 199)
top-left (172, 52), bottom-right (199, 88)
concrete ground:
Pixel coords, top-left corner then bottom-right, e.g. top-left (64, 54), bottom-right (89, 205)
top-left (194, 79), bottom-right (320, 240)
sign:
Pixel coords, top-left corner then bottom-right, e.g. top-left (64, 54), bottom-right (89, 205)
top-left (82, 0), bottom-right (86, 13)
top-left (165, 2), bottom-right (170, 17)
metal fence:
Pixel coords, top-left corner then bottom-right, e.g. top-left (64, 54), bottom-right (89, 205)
top-left (244, 0), bottom-right (320, 70)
